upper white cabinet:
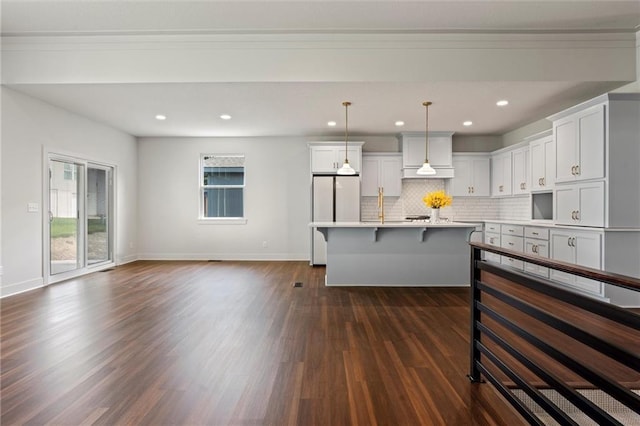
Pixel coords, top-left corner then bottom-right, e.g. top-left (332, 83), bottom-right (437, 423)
top-left (399, 132), bottom-right (454, 178)
top-left (491, 151), bottom-right (512, 196)
top-left (548, 93), bottom-right (640, 228)
top-left (555, 181), bottom-right (605, 227)
top-left (309, 142), bottom-right (364, 173)
top-left (554, 104), bottom-right (605, 183)
top-left (361, 153), bottom-right (402, 197)
top-left (528, 130), bottom-right (554, 192)
top-left (511, 146), bottom-right (530, 195)
top-left (446, 154), bottom-right (490, 197)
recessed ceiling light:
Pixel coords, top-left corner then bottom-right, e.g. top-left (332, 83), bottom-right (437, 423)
top-left (327, 121), bottom-right (337, 127)
top-left (463, 121), bottom-right (473, 126)
top-left (496, 100), bottom-right (509, 107)
top-left (155, 114), bottom-right (166, 121)
top-left (220, 114), bottom-right (232, 120)
top-left (395, 121), bottom-right (405, 127)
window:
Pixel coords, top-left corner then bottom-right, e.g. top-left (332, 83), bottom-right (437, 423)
top-left (63, 163), bottom-right (77, 181)
top-left (200, 154), bottom-right (245, 220)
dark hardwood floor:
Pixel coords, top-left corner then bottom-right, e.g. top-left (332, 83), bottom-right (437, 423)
top-left (1, 261), bottom-right (524, 425)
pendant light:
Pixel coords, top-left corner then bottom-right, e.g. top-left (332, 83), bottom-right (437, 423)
top-left (416, 101), bottom-right (436, 176)
top-left (337, 101), bottom-right (356, 175)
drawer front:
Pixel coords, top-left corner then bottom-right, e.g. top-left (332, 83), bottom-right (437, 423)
top-left (501, 234), bottom-right (524, 270)
top-left (525, 227), bottom-right (549, 240)
top-left (485, 232), bottom-right (501, 247)
top-left (501, 255), bottom-right (524, 270)
top-left (501, 235), bottom-right (523, 251)
top-left (501, 224), bottom-right (524, 236)
top-left (485, 223), bottom-right (501, 233)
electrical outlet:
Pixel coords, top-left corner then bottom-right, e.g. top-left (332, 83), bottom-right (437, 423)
top-left (27, 203), bottom-right (39, 212)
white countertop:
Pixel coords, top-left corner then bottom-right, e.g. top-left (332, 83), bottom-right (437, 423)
top-left (310, 221), bottom-right (482, 228)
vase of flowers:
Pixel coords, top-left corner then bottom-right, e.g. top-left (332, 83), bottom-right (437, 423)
top-left (422, 190), bottom-right (452, 223)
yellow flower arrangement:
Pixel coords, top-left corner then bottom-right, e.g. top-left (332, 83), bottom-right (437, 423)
top-left (423, 190), bottom-right (452, 209)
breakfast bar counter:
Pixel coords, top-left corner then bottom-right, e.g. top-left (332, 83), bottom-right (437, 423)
top-left (311, 221), bottom-right (481, 286)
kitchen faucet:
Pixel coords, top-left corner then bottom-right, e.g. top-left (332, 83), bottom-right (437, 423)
top-left (378, 187), bottom-right (384, 223)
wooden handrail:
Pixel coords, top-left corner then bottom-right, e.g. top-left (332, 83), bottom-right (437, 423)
top-left (469, 241), bottom-right (640, 293)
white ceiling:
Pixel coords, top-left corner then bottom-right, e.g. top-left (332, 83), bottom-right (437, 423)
top-left (2, 1), bottom-right (639, 138)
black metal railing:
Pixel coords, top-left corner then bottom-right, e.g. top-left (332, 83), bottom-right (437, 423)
top-left (468, 242), bottom-right (640, 426)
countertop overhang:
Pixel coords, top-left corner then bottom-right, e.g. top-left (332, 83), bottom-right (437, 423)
top-left (310, 221), bottom-right (481, 228)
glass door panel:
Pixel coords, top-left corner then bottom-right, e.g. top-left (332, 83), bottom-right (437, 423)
top-left (49, 160), bottom-right (84, 275)
top-left (87, 166), bottom-right (111, 265)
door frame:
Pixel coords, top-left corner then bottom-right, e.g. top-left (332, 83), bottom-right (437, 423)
top-left (43, 149), bottom-right (117, 285)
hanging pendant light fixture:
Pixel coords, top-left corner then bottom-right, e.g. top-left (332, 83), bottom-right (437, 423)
top-left (416, 101), bottom-right (436, 176)
top-left (337, 101), bottom-right (356, 175)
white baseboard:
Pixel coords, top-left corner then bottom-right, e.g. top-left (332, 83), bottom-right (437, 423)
top-left (117, 254), bottom-right (139, 265)
top-left (1, 276), bottom-right (44, 298)
top-left (138, 252), bottom-right (309, 261)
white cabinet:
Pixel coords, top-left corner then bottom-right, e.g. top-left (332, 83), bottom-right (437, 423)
top-left (500, 224), bottom-right (524, 270)
top-left (309, 142), bottom-right (363, 173)
top-left (548, 93), bottom-right (640, 229)
top-left (511, 146), bottom-right (529, 195)
top-left (528, 130), bottom-right (554, 192)
top-left (553, 104), bottom-right (605, 184)
top-left (550, 229), bottom-right (603, 298)
top-left (524, 227), bottom-right (550, 278)
top-left (361, 153), bottom-right (402, 197)
top-left (491, 151), bottom-right (512, 196)
top-left (399, 132), bottom-right (454, 178)
top-left (484, 222), bottom-right (502, 263)
top-left (555, 181), bottom-right (605, 227)
top-left (447, 154), bottom-right (490, 197)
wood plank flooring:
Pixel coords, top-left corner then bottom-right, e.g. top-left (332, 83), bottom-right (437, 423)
top-left (1, 261), bottom-right (524, 425)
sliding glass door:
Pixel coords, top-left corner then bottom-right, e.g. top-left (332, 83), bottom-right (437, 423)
top-left (87, 165), bottom-right (111, 265)
top-left (47, 155), bottom-right (114, 282)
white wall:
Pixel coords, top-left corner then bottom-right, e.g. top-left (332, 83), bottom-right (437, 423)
top-left (137, 137), bottom-right (310, 260)
top-left (1, 87), bottom-right (138, 297)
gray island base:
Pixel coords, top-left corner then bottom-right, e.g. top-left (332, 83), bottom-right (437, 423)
top-left (312, 222), bottom-right (481, 286)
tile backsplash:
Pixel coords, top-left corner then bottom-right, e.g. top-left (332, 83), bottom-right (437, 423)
top-left (361, 179), bottom-right (530, 222)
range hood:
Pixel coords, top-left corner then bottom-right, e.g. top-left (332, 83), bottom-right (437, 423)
top-left (399, 131), bottom-right (455, 179)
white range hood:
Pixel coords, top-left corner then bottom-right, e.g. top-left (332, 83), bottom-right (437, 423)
top-left (399, 131), bottom-right (455, 179)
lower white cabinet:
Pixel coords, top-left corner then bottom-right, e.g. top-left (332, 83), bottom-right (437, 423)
top-left (361, 153), bottom-right (402, 197)
top-left (524, 227), bottom-right (550, 278)
top-left (549, 228), bottom-right (603, 298)
top-left (555, 181), bottom-right (605, 227)
top-left (484, 222), bottom-right (502, 263)
top-left (500, 224), bottom-right (524, 270)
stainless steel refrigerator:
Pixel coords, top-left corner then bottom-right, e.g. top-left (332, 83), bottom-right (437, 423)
top-left (311, 175), bottom-right (361, 265)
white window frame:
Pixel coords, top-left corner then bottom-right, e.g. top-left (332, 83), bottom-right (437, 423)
top-left (198, 154), bottom-right (247, 224)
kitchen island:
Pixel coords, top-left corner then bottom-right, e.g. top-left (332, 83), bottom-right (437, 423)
top-left (311, 221), bottom-right (481, 286)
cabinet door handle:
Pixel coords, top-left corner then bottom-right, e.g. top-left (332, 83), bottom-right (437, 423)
top-left (508, 242), bottom-right (514, 246)
top-left (532, 232), bottom-right (539, 236)
top-left (489, 237), bottom-right (494, 244)
top-left (575, 211), bottom-right (580, 221)
top-left (532, 244), bottom-right (537, 254)
top-left (575, 165), bottom-right (580, 175)
top-left (471, 186), bottom-right (474, 193)
top-left (572, 237), bottom-right (576, 247)
top-left (542, 177), bottom-right (545, 186)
